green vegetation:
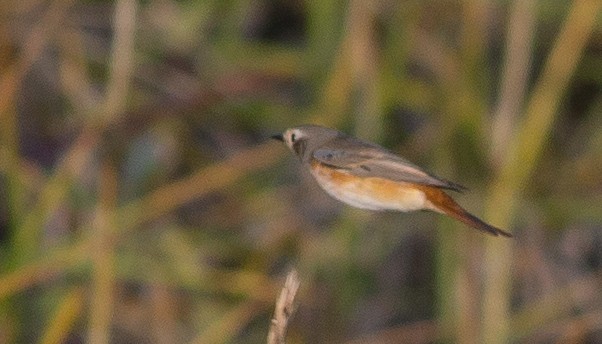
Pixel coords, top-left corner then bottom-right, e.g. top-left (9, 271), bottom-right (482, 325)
top-left (0, 0), bottom-right (601, 343)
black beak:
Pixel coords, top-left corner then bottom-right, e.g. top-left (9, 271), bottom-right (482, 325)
top-left (271, 134), bottom-right (284, 141)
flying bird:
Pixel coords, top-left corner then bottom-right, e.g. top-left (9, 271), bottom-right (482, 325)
top-left (272, 125), bottom-right (511, 237)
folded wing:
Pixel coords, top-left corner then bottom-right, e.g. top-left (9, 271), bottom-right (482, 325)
top-left (312, 137), bottom-right (466, 192)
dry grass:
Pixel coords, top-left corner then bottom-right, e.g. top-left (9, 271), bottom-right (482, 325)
top-left (267, 269), bottom-right (300, 344)
top-left (0, 0), bottom-right (600, 343)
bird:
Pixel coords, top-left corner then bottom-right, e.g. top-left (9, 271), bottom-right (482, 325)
top-left (271, 124), bottom-right (512, 237)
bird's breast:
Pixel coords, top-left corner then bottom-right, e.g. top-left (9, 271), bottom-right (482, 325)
top-left (309, 161), bottom-right (428, 212)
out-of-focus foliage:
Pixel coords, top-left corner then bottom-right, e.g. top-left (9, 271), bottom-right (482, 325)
top-left (0, 0), bottom-right (601, 343)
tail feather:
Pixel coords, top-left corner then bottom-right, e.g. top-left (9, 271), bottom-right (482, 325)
top-left (446, 206), bottom-right (513, 238)
top-left (420, 186), bottom-right (512, 238)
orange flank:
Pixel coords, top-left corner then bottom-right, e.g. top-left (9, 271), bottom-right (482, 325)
top-left (310, 161), bottom-right (512, 237)
top-left (310, 161), bottom-right (428, 212)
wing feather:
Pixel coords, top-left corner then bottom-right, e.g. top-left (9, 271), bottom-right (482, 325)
top-left (312, 137), bottom-right (466, 192)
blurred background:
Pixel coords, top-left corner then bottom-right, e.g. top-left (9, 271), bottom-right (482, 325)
top-left (0, 0), bottom-right (601, 343)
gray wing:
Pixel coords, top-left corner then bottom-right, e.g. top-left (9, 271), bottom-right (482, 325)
top-left (312, 137), bottom-right (466, 192)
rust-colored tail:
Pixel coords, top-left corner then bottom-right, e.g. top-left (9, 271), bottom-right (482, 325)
top-left (420, 186), bottom-right (512, 238)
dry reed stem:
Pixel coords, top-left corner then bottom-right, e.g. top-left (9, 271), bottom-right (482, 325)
top-left (103, 0), bottom-right (138, 122)
top-left (0, 0), bottom-right (79, 269)
top-left (86, 0), bottom-right (138, 338)
top-left (491, 0), bottom-right (535, 162)
top-left (347, 0), bottom-right (381, 140)
top-left (88, 161), bottom-right (118, 344)
top-left (308, 5), bottom-right (355, 127)
top-left (58, 27), bottom-right (97, 115)
top-left (150, 283), bottom-right (179, 344)
top-left (482, 1), bottom-right (602, 343)
top-left (267, 269), bottom-right (300, 344)
top-left (11, 0), bottom-right (138, 265)
top-left (40, 287), bottom-right (85, 344)
top-left (0, 239), bottom-right (90, 300)
top-left (0, 0), bottom-right (75, 117)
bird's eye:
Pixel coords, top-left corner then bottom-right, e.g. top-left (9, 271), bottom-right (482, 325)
top-left (291, 133), bottom-right (296, 142)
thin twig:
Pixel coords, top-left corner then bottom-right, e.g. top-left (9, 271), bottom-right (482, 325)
top-left (267, 269), bottom-right (300, 344)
